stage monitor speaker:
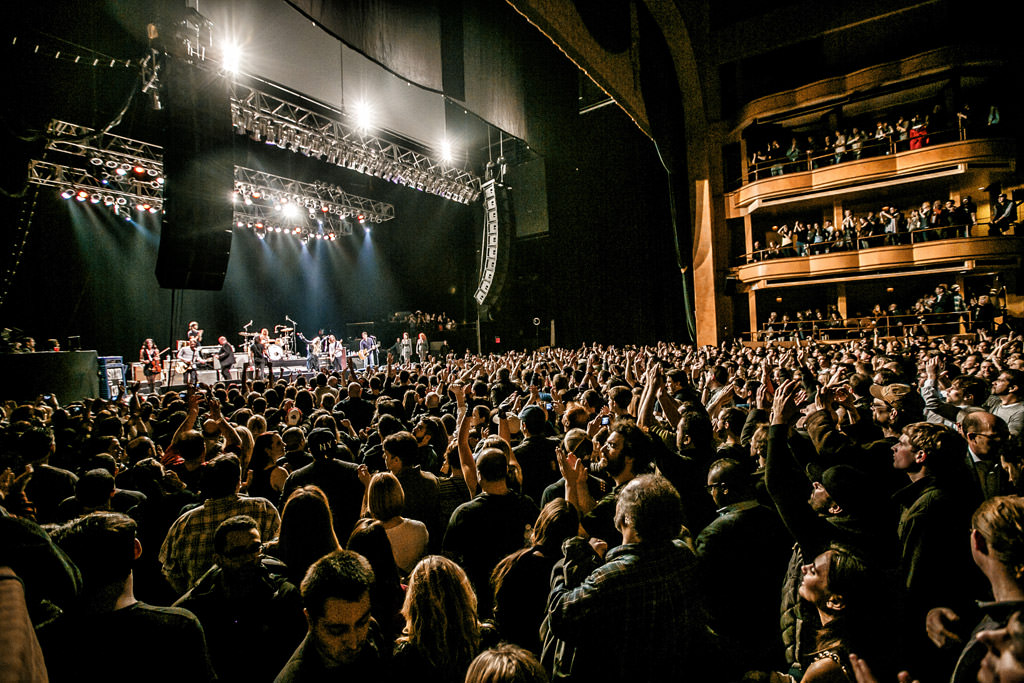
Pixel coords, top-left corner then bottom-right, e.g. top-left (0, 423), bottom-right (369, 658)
top-left (473, 180), bottom-right (513, 313)
top-left (156, 55), bottom-right (234, 290)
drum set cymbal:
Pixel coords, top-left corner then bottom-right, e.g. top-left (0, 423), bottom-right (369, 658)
top-left (277, 327), bottom-right (293, 333)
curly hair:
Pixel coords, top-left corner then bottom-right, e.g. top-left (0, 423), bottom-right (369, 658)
top-left (398, 555), bottom-right (481, 680)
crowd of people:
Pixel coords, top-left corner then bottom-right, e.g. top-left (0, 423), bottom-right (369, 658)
top-left (747, 193), bottom-right (1020, 262)
top-left (390, 311), bottom-right (458, 335)
top-left (5, 334), bottom-right (1024, 682)
top-left (747, 102), bottom-right (1001, 181)
top-left (760, 285), bottom-right (1002, 342)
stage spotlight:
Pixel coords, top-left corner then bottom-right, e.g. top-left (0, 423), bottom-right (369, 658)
top-left (440, 140), bottom-right (452, 163)
top-left (115, 168), bottom-right (127, 177)
top-left (90, 157), bottom-right (103, 166)
top-left (352, 100), bottom-right (372, 131)
top-left (60, 188), bottom-right (74, 199)
top-left (316, 233), bottom-right (323, 240)
top-left (105, 160), bottom-right (118, 168)
top-left (103, 196), bottom-right (114, 205)
top-left (222, 42), bottom-right (241, 74)
top-left (251, 190), bottom-right (261, 199)
top-left (141, 203), bottom-right (151, 211)
top-left (148, 206), bottom-right (158, 213)
top-left (236, 221), bottom-right (244, 228)
top-left (147, 168), bottom-right (158, 177)
top-left (275, 226), bottom-right (282, 232)
top-left (357, 214), bottom-right (365, 223)
top-left (156, 177), bottom-right (164, 185)
top-left (244, 196), bottom-right (252, 206)
top-left (134, 166), bottom-right (146, 175)
top-left (136, 203), bottom-right (145, 211)
top-left (116, 197), bottom-right (127, 206)
top-left (76, 190), bottom-right (88, 201)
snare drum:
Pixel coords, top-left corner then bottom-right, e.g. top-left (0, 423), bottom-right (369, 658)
top-left (267, 344), bottom-right (285, 361)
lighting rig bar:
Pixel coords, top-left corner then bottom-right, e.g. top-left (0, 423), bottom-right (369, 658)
top-left (233, 166), bottom-right (394, 224)
top-left (46, 120), bottom-right (165, 173)
top-left (230, 85), bottom-right (482, 205)
top-left (28, 159), bottom-right (163, 212)
top-left (26, 120), bottom-right (166, 214)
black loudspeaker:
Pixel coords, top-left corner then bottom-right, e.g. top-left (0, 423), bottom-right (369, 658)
top-left (474, 180), bottom-right (513, 313)
top-left (156, 56), bottom-right (234, 290)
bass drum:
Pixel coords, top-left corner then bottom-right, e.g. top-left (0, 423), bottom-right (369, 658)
top-left (267, 344), bottom-right (285, 361)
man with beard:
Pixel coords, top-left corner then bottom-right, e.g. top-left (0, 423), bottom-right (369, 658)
top-left (275, 550), bottom-right (387, 682)
top-left (560, 420), bottom-right (654, 548)
top-left (174, 516), bottom-right (306, 682)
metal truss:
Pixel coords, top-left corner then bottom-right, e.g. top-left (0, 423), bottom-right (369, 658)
top-left (45, 120), bottom-right (164, 172)
top-left (230, 84), bottom-right (481, 205)
top-left (231, 208), bottom-right (354, 238)
top-left (234, 166), bottom-right (394, 223)
top-left (28, 159), bottom-right (163, 208)
top-left (29, 121), bottom-right (395, 228)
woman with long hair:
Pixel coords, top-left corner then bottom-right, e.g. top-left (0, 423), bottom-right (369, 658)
top-left (393, 555), bottom-right (494, 683)
top-left (794, 548), bottom-right (889, 682)
top-left (347, 518), bottom-right (405, 640)
top-left (491, 499), bottom-right (580, 654)
top-left (263, 485), bottom-right (340, 585)
top-left (247, 431), bottom-right (288, 506)
top-left (366, 471), bottom-right (429, 576)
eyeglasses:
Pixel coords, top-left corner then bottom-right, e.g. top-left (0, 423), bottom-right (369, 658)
top-left (705, 483), bottom-right (726, 494)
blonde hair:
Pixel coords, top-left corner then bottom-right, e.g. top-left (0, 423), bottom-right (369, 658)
top-left (973, 496), bottom-right (1024, 580)
top-left (399, 555), bottom-right (480, 680)
top-left (367, 471), bottom-right (405, 521)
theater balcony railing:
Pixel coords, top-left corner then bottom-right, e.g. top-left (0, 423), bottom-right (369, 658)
top-left (732, 233), bottom-right (1024, 286)
top-left (725, 137), bottom-right (1016, 219)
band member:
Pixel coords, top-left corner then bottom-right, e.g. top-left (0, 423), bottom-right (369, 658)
top-left (252, 328), bottom-right (272, 379)
top-left (139, 338), bottom-right (162, 393)
top-left (186, 321), bottom-right (203, 343)
top-left (176, 339), bottom-right (205, 385)
top-left (359, 331), bottom-right (379, 369)
top-left (297, 329), bottom-right (323, 373)
top-left (399, 331), bottom-right (413, 365)
top-left (216, 336), bottom-right (235, 381)
top-left (327, 335), bottom-right (347, 373)
top-left (415, 332), bottom-right (429, 364)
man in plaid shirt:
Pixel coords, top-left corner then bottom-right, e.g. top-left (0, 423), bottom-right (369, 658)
top-left (545, 475), bottom-right (711, 683)
top-left (159, 454), bottom-right (281, 595)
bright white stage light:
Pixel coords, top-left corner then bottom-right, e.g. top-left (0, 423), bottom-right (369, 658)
top-left (440, 140), bottom-right (453, 163)
top-left (352, 100), bottom-right (372, 132)
top-left (222, 43), bottom-right (241, 75)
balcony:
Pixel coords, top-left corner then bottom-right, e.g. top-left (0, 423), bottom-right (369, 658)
top-left (725, 137), bottom-right (1016, 219)
top-left (733, 234), bottom-right (1024, 287)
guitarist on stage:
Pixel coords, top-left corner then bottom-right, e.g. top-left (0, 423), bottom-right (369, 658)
top-left (176, 339), bottom-right (206, 385)
top-left (139, 338), bottom-right (165, 393)
top-left (359, 330), bottom-right (380, 369)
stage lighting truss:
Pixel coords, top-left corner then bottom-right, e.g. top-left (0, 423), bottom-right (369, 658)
top-left (26, 120), bottom-right (166, 216)
top-left (230, 84), bottom-right (482, 206)
top-left (231, 166), bottom-right (393, 241)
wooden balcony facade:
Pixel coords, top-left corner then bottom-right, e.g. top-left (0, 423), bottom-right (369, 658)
top-left (725, 137), bottom-right (1016, 219)
top-left (733, 236), bottom-right (1024, 289)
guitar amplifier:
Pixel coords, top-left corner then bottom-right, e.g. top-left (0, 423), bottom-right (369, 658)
top-left (131, 362), bottom-right (147, 381)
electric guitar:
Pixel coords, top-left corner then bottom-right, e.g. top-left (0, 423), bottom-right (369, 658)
top-left (357, 342), bottom-right (380, 360)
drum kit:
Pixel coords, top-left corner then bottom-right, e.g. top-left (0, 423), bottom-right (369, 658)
top-left (239, 322), bottom-right (297, 361)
